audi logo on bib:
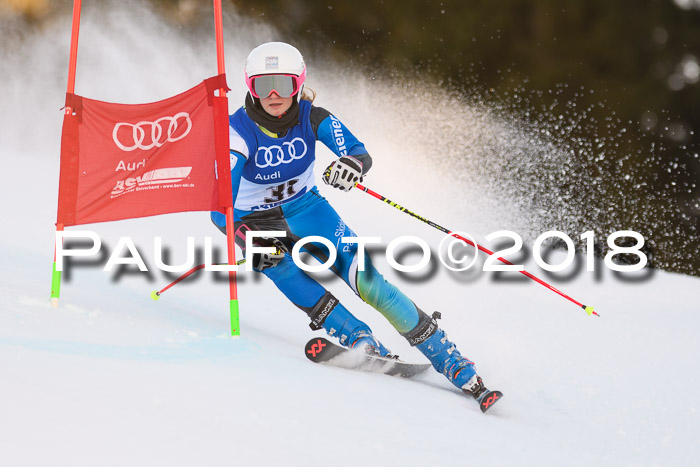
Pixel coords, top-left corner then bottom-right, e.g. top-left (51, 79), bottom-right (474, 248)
top-left (112, 112), bottom-right (192, 152)
top-left (255, 137), bottom-right (308, 168)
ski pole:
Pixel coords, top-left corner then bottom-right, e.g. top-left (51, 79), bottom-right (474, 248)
top-left (151, 259), bottom-right (246, 300)
top-left (354, 183), bottom-right (598, 317)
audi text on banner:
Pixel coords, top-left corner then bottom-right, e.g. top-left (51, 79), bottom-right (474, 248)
top-left (57, 75), bottom-right (232, 226)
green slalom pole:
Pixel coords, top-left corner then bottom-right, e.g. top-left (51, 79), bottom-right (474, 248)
top-left (50, 261), bottom-right (62, 307)
top-left (50, 223), bottom-right (65, 308)
top-left (230, 299), bottom-right (240, 336)
top-left (51, 0), bottom-right (82, 308)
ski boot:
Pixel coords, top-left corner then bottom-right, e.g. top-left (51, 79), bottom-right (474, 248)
top-left (415, 328), bottom-right (477, 388)
top-left (347, 328), bottom-right (395, 358)
top-left (402, 311), bottom-right (477, 388)
top-left (403, 311), bottom-right (503, 412)
top-left (308, 292), bottom-right (394, 358)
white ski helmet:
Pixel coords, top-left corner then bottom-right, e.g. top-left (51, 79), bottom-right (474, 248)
top-left (244, 42), bottom-right (306, 99)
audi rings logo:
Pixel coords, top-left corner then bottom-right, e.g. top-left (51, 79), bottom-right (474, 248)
top-left (255, 137), bottom-right (308, 168)
top-left (112, 112), bottom-right (192, 152)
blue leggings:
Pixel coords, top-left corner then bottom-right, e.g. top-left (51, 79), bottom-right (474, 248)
top-left (213, 188), bottom-right (481, 389)
top-left (220, 187), bottom-right (421, 335)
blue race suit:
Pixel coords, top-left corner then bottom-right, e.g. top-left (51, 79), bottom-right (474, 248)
top-left (211, 99), bottom-right (420, 336)
top-left (211, 98), bottom-right (478, 389)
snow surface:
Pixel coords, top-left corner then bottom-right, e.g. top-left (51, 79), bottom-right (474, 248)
top-left (2, 2), bottom-right (699, 466)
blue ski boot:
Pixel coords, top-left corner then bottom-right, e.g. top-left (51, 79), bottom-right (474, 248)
top-left (306, 292), bottom-right (393, 357)
top-left (346, 328), bottom-right (393, 357)
top-left (401, 310), bottom-right (478, 389)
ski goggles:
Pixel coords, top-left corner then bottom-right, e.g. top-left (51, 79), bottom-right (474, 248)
top-left (246, 73), bottom-right (305, 99)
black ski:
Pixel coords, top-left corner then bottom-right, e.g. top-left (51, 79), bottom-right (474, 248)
top-left (304, 337), bottom-right (431, 378)
top-left (305, 337), bottom-right (503, 413)
top-left (475, 390), bottom-right (503, 413)
top-left (462, 378), bottom-right (504, 413)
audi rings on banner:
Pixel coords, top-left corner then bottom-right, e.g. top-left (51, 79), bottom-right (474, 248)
top-left (255, 137), bottom-right (308, 168)
top-left (112, 112), bottom-right (192, 152)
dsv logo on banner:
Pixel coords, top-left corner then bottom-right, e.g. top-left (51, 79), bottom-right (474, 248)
top-left (112, 112), bottom-right (192, 152)
top-left (255, 137), bottom-right (308, 168)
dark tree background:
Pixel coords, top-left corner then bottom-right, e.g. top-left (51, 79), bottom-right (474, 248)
top-left (5, 0), bottom-right (699, 275)
top-left (229, 0), bottom-right (700, 276)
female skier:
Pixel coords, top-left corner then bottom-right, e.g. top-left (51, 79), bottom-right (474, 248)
top-left (212, 42), bottom-right (489, 400)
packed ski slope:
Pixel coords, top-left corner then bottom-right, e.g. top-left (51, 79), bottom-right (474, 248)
top-left (2, 3), bottom-right (700, 466)
top-left (2, 175), bottom-right (699, 467)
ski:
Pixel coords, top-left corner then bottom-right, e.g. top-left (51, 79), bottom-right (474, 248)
top-left (476, 390), bottom-right (503, 413)
top-left (304, 337), bottom-right (431, 378)
top-left (305, 337), bottom-right (503, 413)
top-left (462, 379), bottom-right (504, 413)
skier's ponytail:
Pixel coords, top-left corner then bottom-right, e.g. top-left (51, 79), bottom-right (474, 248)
top-left (301, 86), bottom-right (316, 103)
